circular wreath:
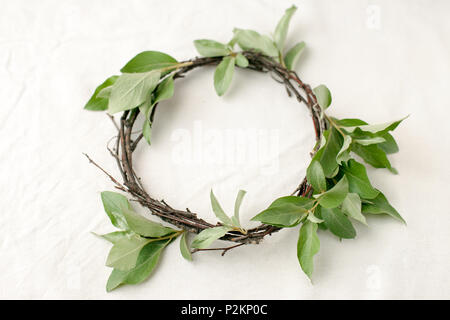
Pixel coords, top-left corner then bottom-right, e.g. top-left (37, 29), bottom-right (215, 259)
top-left (84, 6), bottom-right (406, 291)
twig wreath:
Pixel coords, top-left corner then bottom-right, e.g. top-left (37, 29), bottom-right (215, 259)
top-left (84, 6), bottom-right (406, 291)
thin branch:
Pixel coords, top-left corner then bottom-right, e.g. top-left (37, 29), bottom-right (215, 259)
top-left (107, 114), bottom-right (120, 131)
top-left (191, 243), bottom-right (245, 256)
top-left (83, 153), bottom-right (126, 191)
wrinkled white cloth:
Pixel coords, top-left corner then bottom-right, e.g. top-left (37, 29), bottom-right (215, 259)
top-left (1, 0), bottom-right (449, 299)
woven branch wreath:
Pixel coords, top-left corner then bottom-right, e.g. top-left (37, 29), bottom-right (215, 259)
top-left (84, 6), bottom-right (406, 291)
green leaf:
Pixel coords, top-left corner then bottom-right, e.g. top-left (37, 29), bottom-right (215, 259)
top-left (297, 221), bottom-right (320, 279)
top-left (317, 176), bottom-right (349, 208)
top-left (214, 56), bottom-right (235, 96)
top-left (378, 133), bottom-right (399, 154)
top-left (320, 206), bottom-right (356, 239)
top-left (210, 190), bottom-right (233, 226)
top-left (140, 75), bottom-right (174, 118)
top-left (93, 231), bottom-right (132, 244)
top-left (335, 118), bottom-right (368, 127)
top-left (152, 75), bottom-right (174, 106)
top-left (318, 223), bottom-right (328, 231)
top-left (284, 41), bottom-right (305, 70)
top-left (122, 206), bottom-right (177, 237)
top-left (274, 5), bottom-right (297, 51)
top-left (306, 160), bottom-right (326, 193)
top-left (228, 36), bottom-right (237, 48)
top-left (313, 85), bottom-right (332, 110)
top-left (336, 135), bottom-right (352, 164)
top-left (97, 86), bottom-right (113, 99)
top-left (307, 213), bottom-right (324, 224)
top-left (108, 70), bottom-right (161, 114)
top-left (344, 117), bottom-right (407, 135)
top-left (251, 196), bottom-right (314, 227)
top-left (362, 191), bottom-right (405, 223)
top-left (341, 159), bottom-right (379, 199)
top-left (179, 232), bottom-right (192, 261)
top-left (84, 76), bottom-right (119, 111)
top-left (235, 53), bottom-right (249, 68)
top-left (341, 193), bottom-right (367, 225)
top-left (193, 39), bottom-right (229, 57)
top-left (191, 226), bottom-right (232, 249)
top-left (100, 191), bottom-right (131, 230)
top-left (313, 127), bottom-right (343, 177)
top-left (139, 75), bottom-right (175, 145)
top-left (352, 143), bottom-right (397, 173)
top-left (142, 119), bottom-right (152, 145)
top-left (233, 190), bottom-right (247, 228)
top-left (121, 51), bottom-right (178, 73)
top-left (106, 239), bottom-right (169, 291)
top-left (354, 136), bottom-right (386, 146)
top-left (106, 235), bottom-right (151, 271)
top-left (233, 28), bottom-right (278, 57)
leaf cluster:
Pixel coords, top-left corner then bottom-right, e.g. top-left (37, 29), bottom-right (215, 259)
top-left (94, 192), bottom-right (196, 291)
top-left (193, 5), bottom-right (305, 96)
top-left (84, 6), bottom-right (307, 143)
top-left (191, 190), bottom-right (247, 249)
top-left (84, 51), bottom-right (178, 145)
top-left (251, 91), bottom-right (406, 279)
top-left (95, 190), bottom-right (250, 290)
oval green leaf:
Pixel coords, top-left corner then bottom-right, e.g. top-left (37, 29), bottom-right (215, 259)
top-left (284, 41), bottom-right (305, 70)
top-left (108, 70), bottom-right (161, 114)
top-left (84, 75), bottom-right (119, 111)
top-left (251, 196), bottom-right (314, 227)
top-left (313, 84), bottom-right (332, 110)
top-left (106, 235), bottom-right (151, 271)
top-left (306, 160), bottom-right (326, 193)
top-left (342, 159), bottom-right (379, 199)
top-left (233, 28), bottom-right (278, 57)
top-left (361, 191), bottom-right (405, 224)
top-left (214, 56), bottom-right (235, 96)
top-left (122, 207), bottom-right (177, 238)
top-left (152, 75), bottom-right (174, 106)
top-left (352, 143), bottom-right (397, 174)
top-left (194, 39), bottom-right (229, 57)
top-left (341, 193), bottom-right (367, 225)
top-left (235, 53), bottom-right (249, 68)
top-left (320, 206), bottom-right (356, 239)
top-left (317, 176), bottom-right (349, 208)
top-left (100, 191), bottom-right (131, 230)
top-left (121, 51), bottom-right (178, 73)
top-left (312, 127), bottom-right (343, 177)
top-left (93, 231), bottom-right (133, 244)
top-left (274, 5), bottom-right (297, 50)
top-left (179, 232), bottom-right (192, 261)
top-left (191, 226), bottom-right (232, 249)
top-left (378, 133), bottom-right (399, 154)
top-left (210, 190), bottom-right (232, 226)
top-left (336, 135), bottom-right (352, 164)
top-left (297, 220), bottom-right (320, 279)
top-left (233, 190), bottom-right (247, 228)
top-left (106, 239), bottom-right (169, 291)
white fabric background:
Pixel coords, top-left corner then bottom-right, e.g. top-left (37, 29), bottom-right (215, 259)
top-left (1, 0), bottom-right (449, 299)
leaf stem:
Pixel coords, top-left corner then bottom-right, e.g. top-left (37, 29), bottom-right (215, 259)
top-left (191, 243), bottom-right (245, 256)
top-left (160, 61), bottom-right (194, 73)
top-left (147, 230), bottom-right (183, 242)
top-left (323, 113), bottom-right (346, 136)
top-left (232, 226), bottom-right (247, 235)
top-left (308, 200), bottom-right (320, 215)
